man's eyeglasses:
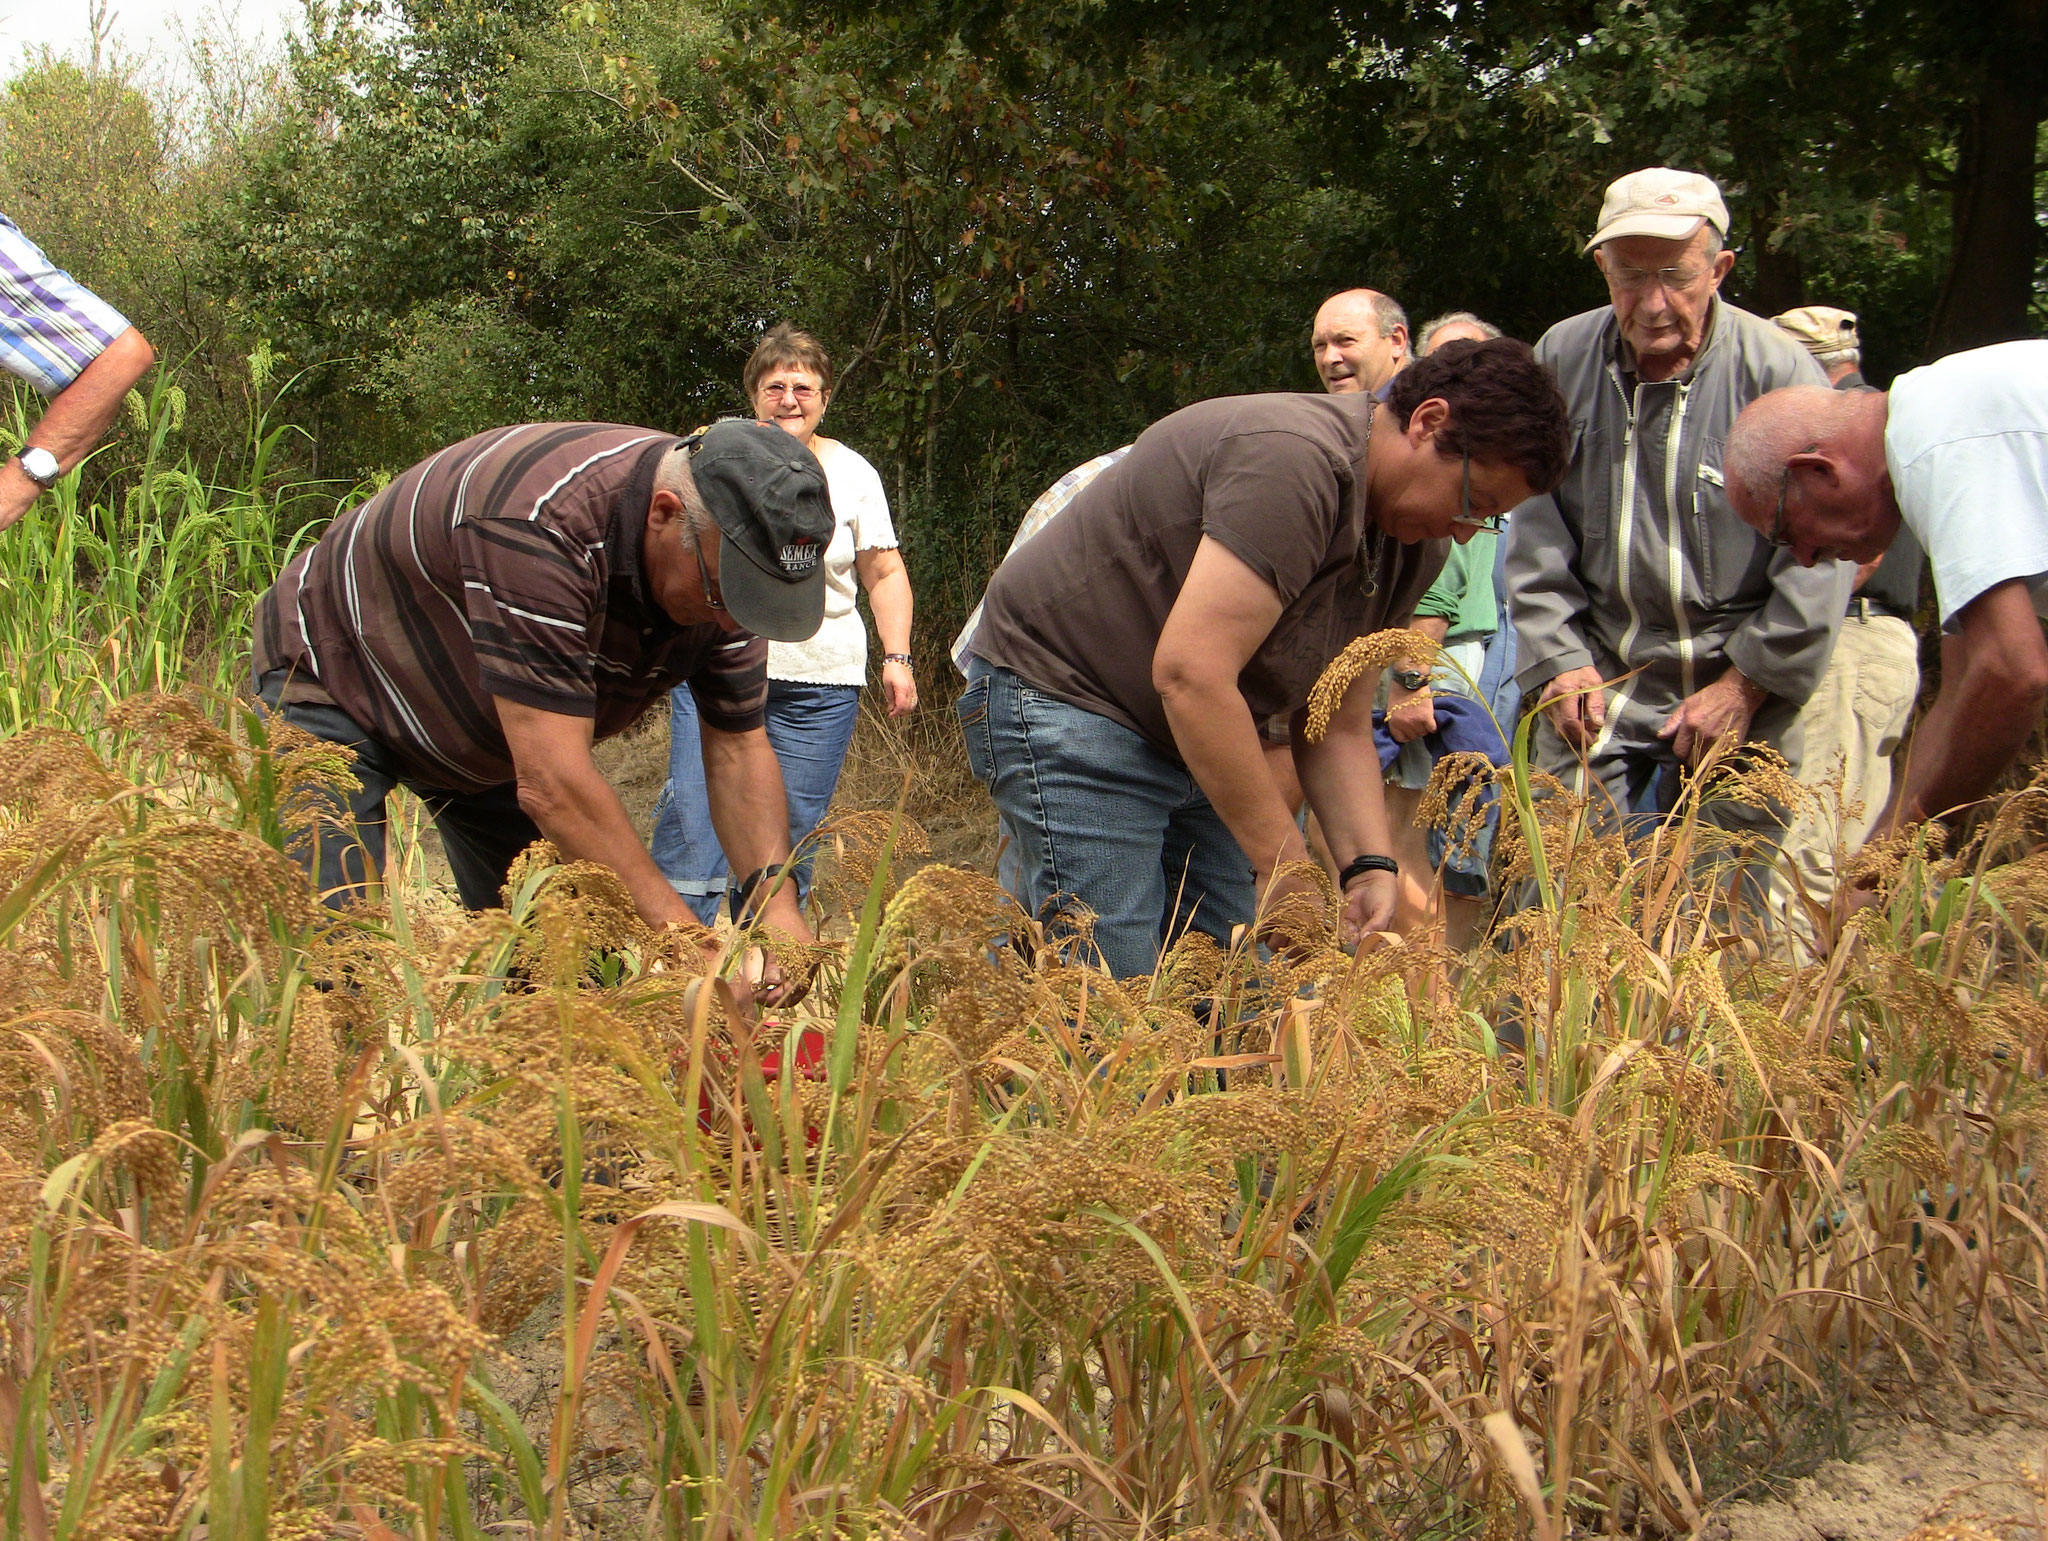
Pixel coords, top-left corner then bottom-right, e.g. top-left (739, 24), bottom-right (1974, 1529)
top-left (758, 382), bottom-right (820, 401)
top-left (688, 522), bottom-right (725, 611)
top-left (1767, 442), bottom-right (1820, 548)
top-left (1449, 449), bottom-right (1505, 535)
top-left (1603, 263), bottom-right (1710, 294)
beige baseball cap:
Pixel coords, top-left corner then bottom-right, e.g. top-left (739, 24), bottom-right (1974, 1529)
top-left (1584, 167), bottom-right (1730, 252)
top-left (1772, 305), bottom-right (1860, 357)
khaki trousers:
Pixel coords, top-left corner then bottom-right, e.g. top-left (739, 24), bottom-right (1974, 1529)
top-left (1769, 612), bottom-right (1920, 929)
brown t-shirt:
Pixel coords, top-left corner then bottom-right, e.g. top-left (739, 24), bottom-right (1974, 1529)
top-left (973, 392), bottom-right (1446, 754)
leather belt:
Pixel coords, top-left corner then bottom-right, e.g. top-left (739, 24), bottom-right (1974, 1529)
top-left (1846, 596), bottom-right (1912, 622)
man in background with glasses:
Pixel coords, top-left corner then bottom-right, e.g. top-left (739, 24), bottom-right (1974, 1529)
top-left (1505, 167), bottom-right (1850, 863)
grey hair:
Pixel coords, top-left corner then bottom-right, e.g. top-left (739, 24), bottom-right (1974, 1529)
top-left (1370, 292), bottom-right (1410, 341)
top-left (655, 442), bottom-right (713, 532)
top-left (1814, 343), bottom-right (1862, 368)
top-left (1722, 385), bottom-right (1858, 507)
top-left (1416, 310), bottom-right (1503, 354)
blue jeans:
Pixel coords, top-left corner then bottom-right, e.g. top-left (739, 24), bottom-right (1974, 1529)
top-left (651, 680), bottom-right (862, 923)
top-left (957, 660), bottom-right (1255, 981)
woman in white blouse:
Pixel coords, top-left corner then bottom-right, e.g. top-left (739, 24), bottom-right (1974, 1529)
top-left (651, 324), bottom-right (917, 920)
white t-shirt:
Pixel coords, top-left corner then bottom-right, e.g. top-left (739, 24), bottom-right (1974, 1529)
top-left (768, 438), bottom-right (900, 685)
top-left (1885, 340), bottom-right (2048, 626)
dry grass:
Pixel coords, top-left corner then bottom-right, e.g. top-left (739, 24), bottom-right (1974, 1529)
top-left (5, 636), bottom-right (2048, 1539)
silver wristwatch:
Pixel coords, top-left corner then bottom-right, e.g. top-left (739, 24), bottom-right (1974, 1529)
top-left (16, 447), bottom-right (58, 488)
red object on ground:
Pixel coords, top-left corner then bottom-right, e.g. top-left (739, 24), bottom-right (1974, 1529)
top-left (693, 1019), bottom-right (828, 1141)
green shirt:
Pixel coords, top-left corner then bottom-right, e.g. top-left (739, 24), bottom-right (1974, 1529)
top-left (1412, 531), bottom-right (1498, 645)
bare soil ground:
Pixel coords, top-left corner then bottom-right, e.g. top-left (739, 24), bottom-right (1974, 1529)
top-left (1714, 1368), bottom-right (2048, 1541)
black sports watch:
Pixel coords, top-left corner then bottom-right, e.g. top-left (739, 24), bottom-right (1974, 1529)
top-left (1391, 666), bottom-right (1431, 692)
top-left (16, 447), bottom-right (58, 489)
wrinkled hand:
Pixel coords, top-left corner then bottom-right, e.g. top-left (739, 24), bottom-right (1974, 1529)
top-left (1338, 869), bottom-right (1397, 944)
top-left (881, 658), bottom-right (918, 718)
top-left (1657, 668), bottom-right (1766, 766)
top-left (1385, 684), bottom-right (1437, 744)
top-left (1538, 665), bottom-right (1608, 748)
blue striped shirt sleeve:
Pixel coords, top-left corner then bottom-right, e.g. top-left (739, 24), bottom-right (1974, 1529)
top-left (0, 214), bottom-right (130, 396)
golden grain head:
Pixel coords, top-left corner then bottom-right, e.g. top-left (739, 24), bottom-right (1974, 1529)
top-left (1302, 627), bottom-right (1445, 743)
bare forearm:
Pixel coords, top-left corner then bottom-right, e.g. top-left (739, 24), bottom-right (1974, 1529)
top-left (699, 727), bottom-right (811, 936)
top-left (1295, 706), bottom-right (1393, 865)
top-left (35, 327), bottom-right (155, 471)
top-left (519, 762), bottom-right (698, 928)
top-left (1406, 615), bottom-right (1450, 653)
top-left (1883, 588), bottom-right (2048, 836)
top-left (866, 566), bottom-right (914, 656)
top-left (1160, 674), bottom-right (1306, 876)
top-left (1889, 668), bottom-right (2039, 829)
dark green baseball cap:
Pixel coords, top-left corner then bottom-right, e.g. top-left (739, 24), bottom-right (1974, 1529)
top-left (685, 418), bottom-right (834, 643)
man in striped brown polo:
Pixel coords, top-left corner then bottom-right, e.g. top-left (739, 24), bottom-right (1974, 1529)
top-left (252, 419), bottom-right (833, 981)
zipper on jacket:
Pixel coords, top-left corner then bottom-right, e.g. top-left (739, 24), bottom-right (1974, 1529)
top-left (1664, 380), bottom-right (1697, 700)
top-left (1609, 365), bottom-right (1646, 667)
top-left (1592, 363), bottom-right (1644, 763)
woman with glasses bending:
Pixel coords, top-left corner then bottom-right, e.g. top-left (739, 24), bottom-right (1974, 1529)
top-left (651, 324), bottom-right (917, 921)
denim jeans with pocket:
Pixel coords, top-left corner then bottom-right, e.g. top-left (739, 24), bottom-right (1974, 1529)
top-left (651, 679), bottom-right (862, 924)
top-left (254, 668), bottom-right (542, 910)
top-left (957, 658), bottom-right (1255, 981)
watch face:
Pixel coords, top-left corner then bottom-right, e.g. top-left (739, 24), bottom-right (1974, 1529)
top-left (20, 448), bottom-right (58, 484)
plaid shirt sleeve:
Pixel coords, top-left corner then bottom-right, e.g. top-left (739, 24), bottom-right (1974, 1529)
top-left (0, 215), bottom-right (131, 396)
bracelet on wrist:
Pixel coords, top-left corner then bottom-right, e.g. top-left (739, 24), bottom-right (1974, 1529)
top-left (1338, 853), bottom-right (1399, 888)
top-left (883, 652), bottom-right (914, 667)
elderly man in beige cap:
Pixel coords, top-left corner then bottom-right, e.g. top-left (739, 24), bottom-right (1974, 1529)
top-left (1504, 167), bottom-right (1848, 875)
top-left (1762, 305), bottom-right (1925, 937)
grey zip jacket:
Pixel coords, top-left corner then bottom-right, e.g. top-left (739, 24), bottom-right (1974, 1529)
top-left (1506, 299), bottom-right (1851, 751)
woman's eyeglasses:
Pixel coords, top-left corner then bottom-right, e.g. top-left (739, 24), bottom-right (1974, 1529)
top-left (1449, 449), bottom-right (1505, 535)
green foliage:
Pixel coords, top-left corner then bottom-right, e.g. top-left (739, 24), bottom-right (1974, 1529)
top-left (2, 0), bottom-right (2031, 642)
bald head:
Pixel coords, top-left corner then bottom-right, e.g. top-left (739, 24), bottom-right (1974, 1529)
top-left (1723, 385), bottom-right (1898, 566)
top-left (1312, 288), bottom-right (1410, 394)
top-left (1724, 387), bottom-right (1865, 511)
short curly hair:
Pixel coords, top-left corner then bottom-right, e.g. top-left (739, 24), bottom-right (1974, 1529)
top-left (742, 322), bottom-right (836, 400)
top-left (1384, 337), bottom-right (1571, 493)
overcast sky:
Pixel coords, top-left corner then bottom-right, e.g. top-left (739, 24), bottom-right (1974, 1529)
top-left (0, 0), bottom-right (303, 83)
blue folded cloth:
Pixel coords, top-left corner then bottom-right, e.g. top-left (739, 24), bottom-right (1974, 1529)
top-left (1371, 692), bottom-right (1510, 771)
